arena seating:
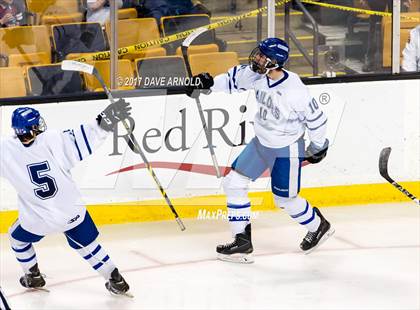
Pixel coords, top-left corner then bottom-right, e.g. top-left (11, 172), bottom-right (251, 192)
top-left (118, 8), bottom-right (138, 20)
top-left (25, 0), bottom-right (83, 26)
top-left (134, 56), bottom-right (187, 88)
top-left (27, 63), bottom-right (84, 96)
top-left (161, 14), bottom-right (215, 53)
top-left (8, 52), bottom-right (50, 68)
top-left (0, 67), bottom-right (27, 98)
top-left (0, 25), bottom-right (52, 67)
top-left (83, 59), bottom-right (135, 91)
top-left (104, 18), bottom-right (166, 60)
top-left (175, 44), bottom-right (219, 56)
top-left (51, 22), bottom-right (107, 62)
top-left (189, 52), bottom-right (239, 76)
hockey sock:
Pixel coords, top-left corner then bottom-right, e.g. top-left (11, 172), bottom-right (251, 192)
top-left (228, 202), bottom-right (251, 236)
top-left (223, 170), bottom-right (252, 236)
top-left (75, 240), bottom-right (116, 280)
top-left (9, 237), bottom-right (38, 274)
top-left (275, 195), bottom-right (321, 232)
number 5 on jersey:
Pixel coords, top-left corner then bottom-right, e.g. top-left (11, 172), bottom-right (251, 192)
top-left (27, 161), bottom-right (58, 200)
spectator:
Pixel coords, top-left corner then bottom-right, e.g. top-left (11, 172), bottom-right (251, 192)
top-left (141, 0), bottom-right (211, 23)
top-left (86, 0), bottom-right (123, 25)
top-left (402, 24), bottom-right (420, 71)
top-left (360, 0), bottom-right (412, 72)
top-left (0, 0), bottom-right (25, 27)
top-left (122, 0), bottom-right (138, 9)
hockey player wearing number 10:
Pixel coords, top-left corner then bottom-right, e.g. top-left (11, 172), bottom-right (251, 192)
top-left (0, 100), bottom-right (131, 295)
top-left (190, 38), bottom-right (335, 263)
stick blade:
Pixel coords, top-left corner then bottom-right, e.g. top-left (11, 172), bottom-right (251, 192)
top-left (182, 27), bottom-right (208, 48)
top-left (379, 147), bottom-right (392, 181)
top-left (61, 60), bottom-right (94, 75)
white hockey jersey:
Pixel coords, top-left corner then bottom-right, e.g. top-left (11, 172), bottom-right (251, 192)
top-left (0, 123), bottom-right (108, 236)
top-left (212, 65), bottom-right (327, 149)
top-left (402, 25), bottom-right (420, 72)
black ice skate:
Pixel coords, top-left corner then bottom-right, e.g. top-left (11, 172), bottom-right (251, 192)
top-left (20, 263), bottom-right (46, 290)
top-left (105, 268), bottom-right (131, 297)
top-left (300, 207), bottom-right (335, 254)
top-left (216, 224), bottom-right (254, 263)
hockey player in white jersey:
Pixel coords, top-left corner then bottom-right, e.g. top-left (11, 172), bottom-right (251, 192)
top-left (189, 38), bottom-right (335, 262)
top-left (0, 286), bottom-right (11, 310)
top-left (0, 100), bottom-right (131, 294)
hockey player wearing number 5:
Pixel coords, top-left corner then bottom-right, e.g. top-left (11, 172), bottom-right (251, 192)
top-left (0, 100), bottom-right (131, 295)
top-left (189, 38), bottom-right (335, 263)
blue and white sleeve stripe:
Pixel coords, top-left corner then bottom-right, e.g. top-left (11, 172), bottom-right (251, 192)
top-left (80, 124), bottom-right (92, 155)
top-left (63, 129), bottom-right (83, 160)
top-left (306, 111), bottom-right (328, 131)
top-left (63, 123), bottom-right (107, 161)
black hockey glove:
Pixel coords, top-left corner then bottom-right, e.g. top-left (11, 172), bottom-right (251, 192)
top-left (96, 98), bottom-right (132, 132)
top-left (305, 139), bottom-right (329, 164)
top-left (186, 73), bottom-right (214, 98)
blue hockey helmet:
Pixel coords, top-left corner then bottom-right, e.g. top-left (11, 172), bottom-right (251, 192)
top-left (11, 107), bottom-right (46, 142)
top-left (249, 38), bottom-right (290, 74)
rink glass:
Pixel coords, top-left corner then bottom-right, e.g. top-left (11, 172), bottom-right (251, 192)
top-left (0, 0), bottom-right (419, 101)
top-left (400, 1), bottom-right (420, 73)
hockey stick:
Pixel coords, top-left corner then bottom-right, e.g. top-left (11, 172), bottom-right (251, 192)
top-left (181, 27), bottom-right (222, 178)
top-left (61, 60), bottom-right (186, 231)
top-left (379, 147), bottom-right (420, 205)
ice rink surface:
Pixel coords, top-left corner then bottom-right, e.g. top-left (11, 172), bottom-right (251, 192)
top-left (1, 203), bottom-right (419, 310)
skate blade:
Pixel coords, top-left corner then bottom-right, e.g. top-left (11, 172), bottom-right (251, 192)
top-left (217, 253), bottom-right (254, 264)
top-left (304, 227), bottom-right (336, 255)
top-left (108, 290), bottom-right (134, 298)
top-left (27, 287), bottom-right (50, 293)
top-left (122, 292), bottom-right (134, 298)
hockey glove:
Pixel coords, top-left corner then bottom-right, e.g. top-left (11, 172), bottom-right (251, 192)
top-left (305, 139), bottom-right (329, 164)
top-left (96, 98), bottom-right (132, 132)
top-left (186, 73), bottom-right (214, 98)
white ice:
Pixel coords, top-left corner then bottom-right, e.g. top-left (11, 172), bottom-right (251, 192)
top-left (1, 203), bottom-right (419, 310)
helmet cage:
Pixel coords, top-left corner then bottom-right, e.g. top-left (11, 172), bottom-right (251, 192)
top-left (14, 116), bottom-right (46, 143)
top-left (249, 47), bottom-right (279, 74)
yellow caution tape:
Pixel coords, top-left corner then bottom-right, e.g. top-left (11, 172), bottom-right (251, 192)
top-left (75, 0), bottom-right (419, 62)
top-left (301, 0), bottom-right (420, 22)
top-left (75, 0), bottom-right (292, 62)
top-left (302, 0), bottom-right (391, 17)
